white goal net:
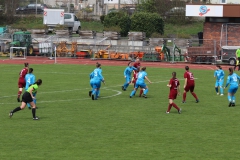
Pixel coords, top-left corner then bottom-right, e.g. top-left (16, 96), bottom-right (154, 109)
top-left (10, 47), bottom-right (27, 59)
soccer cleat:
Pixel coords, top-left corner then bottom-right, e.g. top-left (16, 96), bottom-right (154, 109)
top-left (130, 96), bottom-right (132, 98)
top-left (9, 112), bottom-right (13, 118)
top-left (91, 94), bottom-right (94, 100)
top-left (182, 101), bottom-right (186, 103)
top-left (178, 108), bottom-right (182, 114)
top-left (89, 91), bottom-right (92, 97)
top-left (228, 102), bottom-right (232, 107)
top-left (121, 86), bottom-right (124, 91)
top-left (143, 94), bottom-right (147, 98)
top-left (196, 99), bottom-right (199, 103)
top-left (33, 117), bottom-right (39, 120)
top-left (220, 94), bottom-right (224, 96)
top-left (17, 98), bottom-right (20, 102)
top-left (217, 93), bottom-right (219, 95)
top-left (166, 111), bottom-right (170, 114)
top-left (232, 103), bottom-right (235, 107)
top-left (28, 107), bottom-right (31, 110)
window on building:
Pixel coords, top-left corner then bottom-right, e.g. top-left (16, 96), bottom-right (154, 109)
top-left (220, 0), bottom-right (227, 4)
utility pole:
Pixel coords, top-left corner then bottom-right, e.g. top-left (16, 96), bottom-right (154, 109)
top-left (68, 0), bottom-right (70, 13)
top-left (36, 0), bottom-right (37, 15)
top-left (118, 0), bottom-right (120, 10)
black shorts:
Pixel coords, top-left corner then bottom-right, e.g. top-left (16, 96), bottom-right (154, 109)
top-left (22, 92), bottom-right (33, 103)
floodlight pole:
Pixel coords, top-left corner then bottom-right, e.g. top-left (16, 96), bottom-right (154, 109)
top-left (118, 0), bottom-right (120, 10)
top-left (36, 0), bottom-right (37, 15)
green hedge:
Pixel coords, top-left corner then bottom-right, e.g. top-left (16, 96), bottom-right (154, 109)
top-left (103, 12), bottom-right (131, 37)
top-left (130, 12), bottom-right (164, 37)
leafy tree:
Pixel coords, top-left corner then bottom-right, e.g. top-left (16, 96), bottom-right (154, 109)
top-left (103, 12), bottom-right (131, 36)
top-left (130, 12), bottom-right (164, 37)
top-left (137, 0), bottom-right (157, 13)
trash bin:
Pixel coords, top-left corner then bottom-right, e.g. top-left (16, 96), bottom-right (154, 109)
top-left (198, 32), bottom-right (203, 46)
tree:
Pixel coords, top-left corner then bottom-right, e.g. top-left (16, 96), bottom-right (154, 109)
top-left (130, 12), bottom-right (164, 37)
top-left (0, 0), bottom-right (21, 24)
top-left (137, 0), bottom-right (157, 13)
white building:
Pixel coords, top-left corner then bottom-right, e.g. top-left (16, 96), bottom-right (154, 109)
top-left (210, 0), bottom-right (239, 4)
top-left (43, 0), bottom-right (138, 15)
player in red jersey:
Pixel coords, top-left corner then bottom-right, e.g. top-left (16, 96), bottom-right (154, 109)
top-left (182, 66), bottom-right (199, 103)
top-left (131, 67), bottom-right (143, 97)
top-left (133, 58), bottom-right (141, 69)
top-left (17, 63), bottom-right (29, 102)
top-left (166, 72), bottom-right (181, 114)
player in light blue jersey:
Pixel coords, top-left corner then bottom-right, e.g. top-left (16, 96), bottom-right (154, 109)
top-left (130, 67), bottom-right (151, 98)
top-left (89, 62), bottom-right (103, 98)
top-left (90, 63), bottom-right (105, 100)
top-left (224, 67), bottom-right (240, 107)
top-left (25, 68), bottom-right (36, 109)
top-left (122, 61), bottom-right (137, 91)
top-left (214, 65), bottom-right (225, 96)
top-left (89, 71), bottom-right (94, 97)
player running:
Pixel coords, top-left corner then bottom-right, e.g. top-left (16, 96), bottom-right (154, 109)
top-left (122, 61), bottom-right (137, 91)
top-left (166, 72), bottom-right (181, 114)
top-left (90, 63), bottom-right (105, 100)
top-left (89, 62), bottom-right (102, 98)
top-left (131, 67), bottom-right (143, 97)
top-left (25, 68), bottom-right (36, 109)
top-left (224, 67), bottom-right (240, 107)
top-left (182, 66), bottom-right (199, 103)
top-left (214, 65), bottom-right (225, 96)
top-left (130, 67), bottom-right (151, 98)
top-left (17, 62), bottom-right (29, 102)
top-left (9, 79), bottom-right (42, 120)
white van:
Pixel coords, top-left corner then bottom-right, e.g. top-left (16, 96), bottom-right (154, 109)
top-left (43, 9), bottom-right (81, 34)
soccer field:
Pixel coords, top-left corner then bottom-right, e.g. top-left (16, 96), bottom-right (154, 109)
top-left (0, 63), bottom-right (239, 160)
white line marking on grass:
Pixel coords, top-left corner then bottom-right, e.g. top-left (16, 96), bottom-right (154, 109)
top-left (0, 78), bottom-right (200, 103)
top-left (0, 88), bottom-right (122, 104)
top-left (101, 89), bottom-right (122, 99)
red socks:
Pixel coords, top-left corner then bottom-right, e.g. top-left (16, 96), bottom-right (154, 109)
top-left (167, 103), bottom-right (179, 112)
top-left (183, 92), bottom-right (186, 101)
top-left (191, 92), bottom-right (198, 100)
top-left (139, 89), bottom-right (143, 97)
top-left (18, 91), bottom-right (22, 98)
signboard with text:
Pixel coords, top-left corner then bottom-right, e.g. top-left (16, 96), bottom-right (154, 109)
top-left (186, 5), bottom-right (223, 17)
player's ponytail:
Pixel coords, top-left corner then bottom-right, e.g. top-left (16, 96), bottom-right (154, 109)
top-left (229, 67), bottom-right (233, 75)
top-left (29, 68), bottom-right (33, 73)
top-left (34, 79), bottom-right (42, 86)
top-left (141, 67), bottom-right (146, 71)
top-left (96, 63), bottom-right (101, 68)
top-left (24, 62), bottom-right (29, 67)
top-left (217, 65), bottom-right (222, 69)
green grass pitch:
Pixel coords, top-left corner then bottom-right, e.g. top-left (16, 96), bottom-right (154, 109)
top-left (0, 64), bottom-right (240, 160)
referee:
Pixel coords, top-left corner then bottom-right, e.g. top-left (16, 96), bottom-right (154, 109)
top-left (234, 48), bottom-right (240, 71)
top-left (9, 79), bottom-right (42, 120)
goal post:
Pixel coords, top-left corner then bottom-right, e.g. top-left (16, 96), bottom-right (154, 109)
top-left (10, 47), bottom-right (27, 59)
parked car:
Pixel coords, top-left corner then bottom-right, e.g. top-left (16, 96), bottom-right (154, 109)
top-left (164, 7), bottom-right (185, 19)
top-left (16, 4), bottom-right (47, 14)
top-left (107, 7), bottom-right (136, 16)
top-left (221, 46), bottom-right (239, 65)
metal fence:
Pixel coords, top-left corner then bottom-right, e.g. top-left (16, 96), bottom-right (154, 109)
top-left (1, 33), bottom-right (239, 65)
